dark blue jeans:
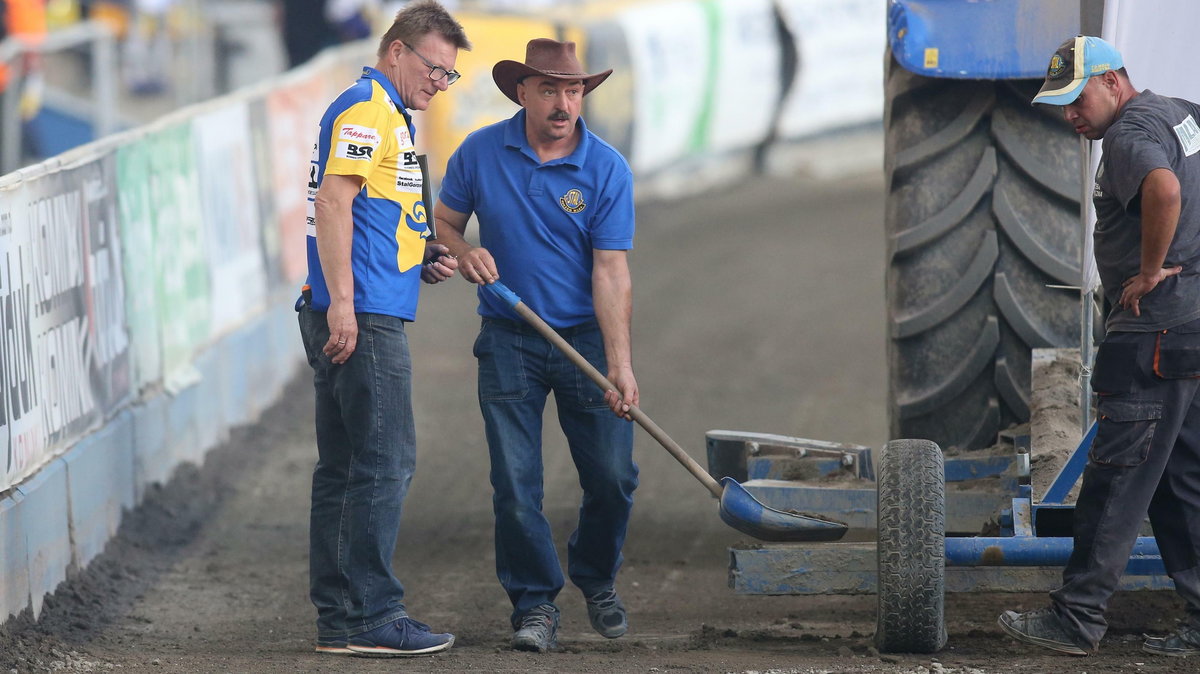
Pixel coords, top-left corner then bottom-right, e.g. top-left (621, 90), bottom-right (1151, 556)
top-left (298, 307), bottom-right (414, 640)
top-left (474, 318), bottom-right (638, 625)
top-left (1051, 319), bottom-right (1200, 649)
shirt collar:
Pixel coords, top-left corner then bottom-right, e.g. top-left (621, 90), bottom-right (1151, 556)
top-left (362, 66), bottom-right (415, 137)
top-left (362, 66), bottom-right (410, 112)
top-left (504, 109), bottom-right (591, 167)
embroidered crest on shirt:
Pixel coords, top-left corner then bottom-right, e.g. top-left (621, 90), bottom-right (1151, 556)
top-left (1175, 115), bottom-right (1200, 157)
top-left (559, 189), bottom-right (586, 214)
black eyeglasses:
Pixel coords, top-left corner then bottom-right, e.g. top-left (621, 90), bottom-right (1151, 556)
top-left (403, 42), bottom-right (461, 85)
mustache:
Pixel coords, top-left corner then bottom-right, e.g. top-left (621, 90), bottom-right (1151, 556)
top-left (549, 112), bottom-right (570, 121)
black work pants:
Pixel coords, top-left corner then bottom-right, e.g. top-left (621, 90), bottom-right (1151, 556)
top-left (1051, 318), bottom-right (1200, 649)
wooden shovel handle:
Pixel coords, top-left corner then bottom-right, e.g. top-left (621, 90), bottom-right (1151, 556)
top-left (486, 282), bottom-right (724, 499)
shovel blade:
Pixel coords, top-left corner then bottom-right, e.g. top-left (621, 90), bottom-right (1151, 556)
top-left (718, 477), bottom-right (848, 542)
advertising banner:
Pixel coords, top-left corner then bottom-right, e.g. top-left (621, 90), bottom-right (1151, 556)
top-left (247, 98), bottom-right (281, 288)
top-left (0, 180), bottom-right (37, 492)
top-left (703, 0), bottom-right (781, 154)
top-left (1, 156), bottom-right (132, 492)
top-left (193, 103), bottom-right (268, 338)
top-left (116, 138), bottom-right (164, 391)
top-left (143, 123), bottom-right (211, 392)
top-left (616, 1), bottom-right (710, 174)
top-left (776, 0), bottom-right (885, 139)
top-left (266, 73), bottom-right (328, 286)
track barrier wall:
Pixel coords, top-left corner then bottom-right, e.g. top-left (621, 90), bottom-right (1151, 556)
top-left (0, 0), bottom-right (883, 625)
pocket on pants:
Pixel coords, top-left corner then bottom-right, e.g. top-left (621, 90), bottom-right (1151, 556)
top-left (1154, 329), bottom-right (1200, 379)
top-left (1090, 398), bottom-right (1162, 467)
top-left (565, 328), bottom-right (610, 409)
top-left (298, 308), bottom-right (331, 368)
top-left (474, 323), bottom-right (528, 401)
top-left (1091, 340), bottom-right (1139, 394)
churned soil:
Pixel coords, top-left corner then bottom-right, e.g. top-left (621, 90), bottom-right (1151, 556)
top-left (2, 172), bottom-right (1195, 674)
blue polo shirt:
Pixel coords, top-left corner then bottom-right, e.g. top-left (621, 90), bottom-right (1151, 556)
top-left (439, 109), bottom-right (635, 328)
top-left (302, 67), bottom-right (431, 320)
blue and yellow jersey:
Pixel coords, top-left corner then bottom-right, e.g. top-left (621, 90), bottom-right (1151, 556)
top-left (303, 67), bottom-right (430, 320)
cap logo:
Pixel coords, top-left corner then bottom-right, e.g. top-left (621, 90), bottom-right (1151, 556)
top-left (1047, 54), bottom-right (1066, 78)
top-left (559, 188), bottom-right (586, 213)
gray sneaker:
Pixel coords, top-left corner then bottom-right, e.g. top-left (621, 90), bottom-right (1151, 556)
top-left (512, 604), bottom-right (559, 652)
top-left (585, 588), bottom-right (627, 638)
top-left (998, 608), bottom-right (1088, 656)
top-left (1143, 620), bottom-right (1200, 657)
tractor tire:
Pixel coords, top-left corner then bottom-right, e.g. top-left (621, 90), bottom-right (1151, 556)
top-left (875, 438), bottom-right (946, 654)
top-left (885, 51), bottom-right (1093, 452)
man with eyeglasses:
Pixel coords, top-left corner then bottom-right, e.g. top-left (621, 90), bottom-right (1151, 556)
top-left (434, 38), bottom-right (639, 653)
top-left (296, 0), bottom-right (469, 658)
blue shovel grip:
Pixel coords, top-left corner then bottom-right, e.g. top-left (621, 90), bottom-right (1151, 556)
top-left (482, 280), bottom-right (522, 308)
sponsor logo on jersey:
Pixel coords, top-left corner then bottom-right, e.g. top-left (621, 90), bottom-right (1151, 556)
top-left (405, 202), bottom-right (432, 237)
top-left (1175, 115), bottom-right (1200, 157)
top-left (396, 172), bottom-right (422, 193)
top-left (395, 127), bottom-right (412, 147)
top-left (559, 188), bottom-right (586, 214)
top-left (335, 142), bottom-right (374, 160)
top-left (339, 124), bottom-right (381, 145)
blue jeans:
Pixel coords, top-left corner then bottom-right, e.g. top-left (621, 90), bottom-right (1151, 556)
top-left (1051, 318), bottom-right (1200, 649)
top-left (298, 306), bottom-right (414, 640)
top-left (474, 318), bottom-right (638, 625)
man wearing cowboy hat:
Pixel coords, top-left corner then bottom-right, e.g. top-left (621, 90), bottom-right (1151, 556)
top-left (433, 38), bottom-right (639, 652)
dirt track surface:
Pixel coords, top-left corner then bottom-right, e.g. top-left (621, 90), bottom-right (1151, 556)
top-left (2, 170), bottom-right (1195, 673)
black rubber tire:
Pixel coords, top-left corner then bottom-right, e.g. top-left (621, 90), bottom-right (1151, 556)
top-left (885, 52), bottom-right (1094, 451)
top-left (875, 438), bottom-right (946, 654)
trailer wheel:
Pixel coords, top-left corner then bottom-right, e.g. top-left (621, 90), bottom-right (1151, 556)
top-left (875, 438), bottom-right (946, 654)
top-left (885, 51), bottom-right (1092, 451)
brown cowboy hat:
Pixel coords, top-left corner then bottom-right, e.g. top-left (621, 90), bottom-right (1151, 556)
top-left (492, 38), bottom-right (613, 105)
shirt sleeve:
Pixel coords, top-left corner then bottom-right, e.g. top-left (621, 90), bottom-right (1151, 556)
top-left (1104, 121), bottom-right (1174, 211)
top-left (323, 100), bottom-right (390, 180)
top-left (588, 159), bottom-right (635, 250)
top-left (438, 140), bottom-right (475, 215)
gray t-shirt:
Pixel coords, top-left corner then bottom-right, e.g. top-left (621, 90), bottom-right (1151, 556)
top-left (1094, 89), bottom-right (1200, 332)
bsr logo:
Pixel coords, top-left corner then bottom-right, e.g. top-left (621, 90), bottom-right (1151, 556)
top-left (346, 144), bottom-right (373, 159)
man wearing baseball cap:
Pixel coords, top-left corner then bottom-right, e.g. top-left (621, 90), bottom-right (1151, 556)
top-left (999, 35), bottom-right (1200, 658)
top-left (433, 38), bottom-right (639, 652)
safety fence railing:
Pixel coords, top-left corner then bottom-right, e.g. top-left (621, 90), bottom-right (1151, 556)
top-left (0, 20), bottom-right (119, 174)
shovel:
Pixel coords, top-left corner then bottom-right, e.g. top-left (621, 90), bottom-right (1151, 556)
top-left (481, 281), bottom-right (848, 543)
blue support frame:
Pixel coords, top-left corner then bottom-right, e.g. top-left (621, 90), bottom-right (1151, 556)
top-left (710, 427), bottom-right (1172, 595)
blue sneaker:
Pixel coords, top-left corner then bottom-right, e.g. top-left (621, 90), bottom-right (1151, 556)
top-left (314, 635), bottom-right (351, 654)
top-left (512, 604), bottom-right (559, 652)
top-left (585, 588), bottom-right (627, 638)
top-left (346, 617), bottom-right (455, 657)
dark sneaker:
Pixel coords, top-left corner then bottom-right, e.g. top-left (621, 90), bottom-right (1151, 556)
top-left (512, 603), bottom-right (559, 652)
top-left (1143, 620), bottom-right (1200, 657)
top-left (998, 608), bottom-right (1088, 656)
top-left (346, 617), bottom-right (454, 657)
top-left (585, 588), bottom-right (627, 638)
top-left (314, 635), bottom-right (351, 654)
